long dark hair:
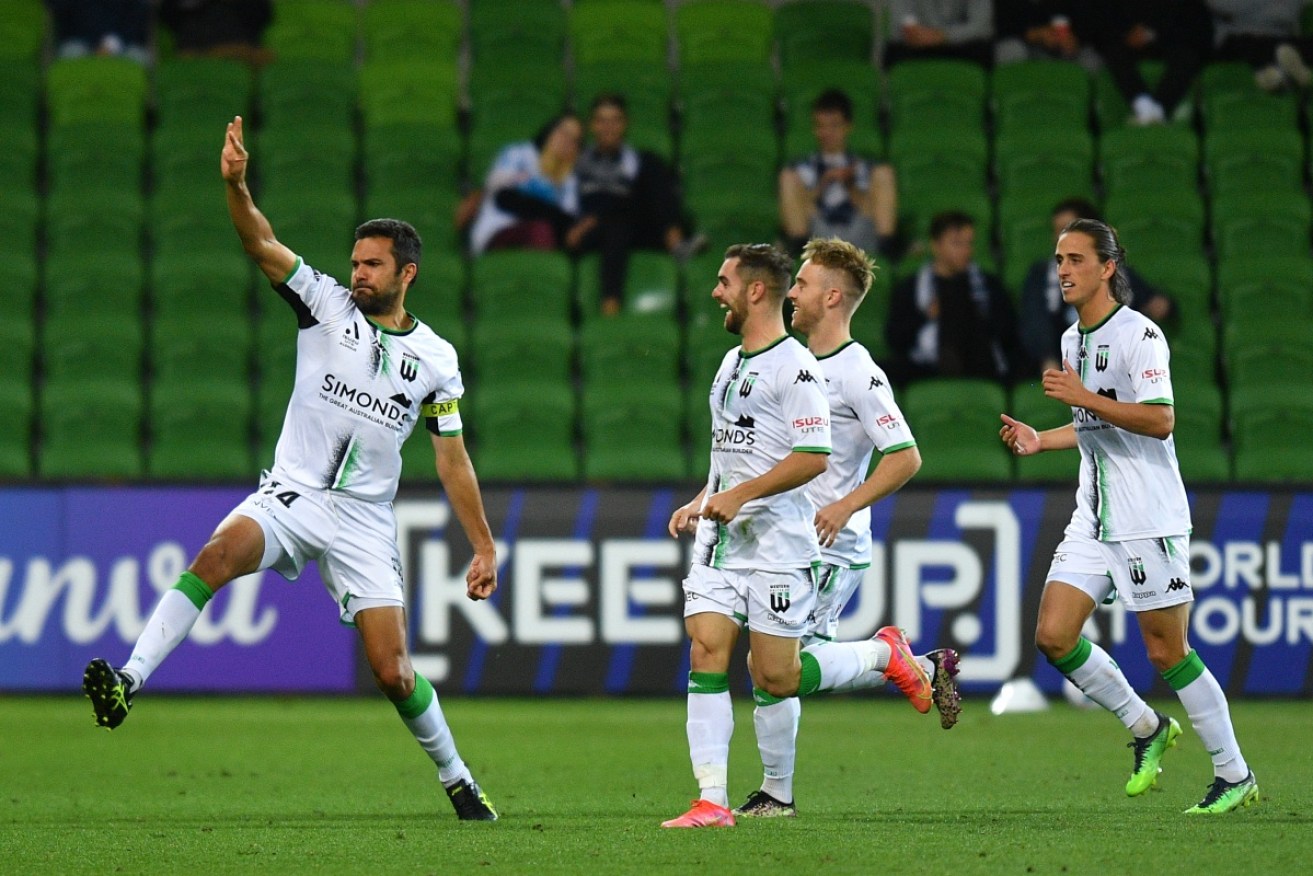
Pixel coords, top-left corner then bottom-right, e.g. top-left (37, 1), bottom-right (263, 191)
top-left (1061, 217), bottom-right (1132, 305)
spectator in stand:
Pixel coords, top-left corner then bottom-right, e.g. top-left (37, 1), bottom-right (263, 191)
top-left (886, 210), bottom-right (1022, 386)
top-left (778, 89), bottom-right (898, 262)
top-left (159, 0), bottom-right (274, 67)
top-left (467, 113), bottom-right (584, 257)
top-left (1207, 0), bottom-right (1313, 92)
top-left (993, 0), bottom-right (1101, 70)
top-left (573, 93), bottom-right (705, 317)
top-left (885, 0), bottom-right (996, 68)
top-left (1019, 198), bottom-right (1175, 374)
top-left (47, 0), bottom-right (151, 64)
top-left (1071, 2), bottom-right (1214, 124)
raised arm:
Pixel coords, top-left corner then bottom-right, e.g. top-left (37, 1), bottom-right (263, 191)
top-left (221, 116), bottom-right (297, 284)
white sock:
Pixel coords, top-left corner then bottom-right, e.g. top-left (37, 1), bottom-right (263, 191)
top-left (395, 676), bottom-right (471, 786)
top-left (1051, 637), bottom-right (1151, 732)
top-left (123, 575), bottom-right (211, 689)
top-left (687, 672), bottom-right (732, 808)
top-left (798, 640), bottom-right (882, 694)
top-left (1167, 653), bottom-right (1249, 783)
top-left (825, 665), bottom-right (891, 694)
top-left (753, 697), bottom-right (800, 803)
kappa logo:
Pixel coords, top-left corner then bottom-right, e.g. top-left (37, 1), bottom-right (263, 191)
top-left (1167, 578), bottom-right (1190, 592)
top-left (1128, 556), bottom-right (1147, 585)
top-left (868, 376), bottom-right (884, 390)
top-left (795, 369), bottom-right (817, 384)
top-left (399, 353), bottom-right (419, 382)
top-left (1143, 327), bottom-right (1159, 340)
top-left (1095, 344), bottom-right (1110, 372)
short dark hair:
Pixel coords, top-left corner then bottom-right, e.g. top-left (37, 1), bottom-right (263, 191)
top-left (724, 243), bottom-right (794, 298)
top-left (589, 91), bottom-right (628, 116)
top-left (1060, 217), bottom-right (1133, 306)
top-left (355, 218), bottom-right (422, 280)
top-left (929, 210), bottom-right (975, 240)
top-left (1051, 197), bottom-right (1101, 221)
top-left (532, 112), bottom-right (579, 150)
top-left (811, 88), bottom-right (853, 122)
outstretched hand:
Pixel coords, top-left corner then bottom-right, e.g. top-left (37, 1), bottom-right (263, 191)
top-left (465, 551), bottom-right (497, 601)
top-left (221, 116), bottom-right (249, 185)
top-left (999, 413), bottom-right (1041, 456)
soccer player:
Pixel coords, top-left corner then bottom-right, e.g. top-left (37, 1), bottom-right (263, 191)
top-left (663, 244), bottom-right (934, 829)
top-left (82, 116), bottom-right (501, 822)
top-left (999, 218), bottom-right (1258, 815)
top-left (734, 237), bottom-right (962, 820)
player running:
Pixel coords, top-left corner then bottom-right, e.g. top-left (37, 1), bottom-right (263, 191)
top-left (999, 218), bottom-right (1257, 815)
top-left (734, 237), bottom-right (960, 820)
top-left (82, 117), bottom-right (500, 821)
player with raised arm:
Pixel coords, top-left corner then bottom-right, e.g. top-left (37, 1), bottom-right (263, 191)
top-left (82, 117), bottom-right (501, 821)
top-left (662, 244), bottom-right (934, 829)
top-left (999, 218), bottom-right (1257, 815)
top-left (734, 237), bottom-right (961, 820)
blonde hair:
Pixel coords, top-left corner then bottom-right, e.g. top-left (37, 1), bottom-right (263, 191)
top-left (801, 237), bottom-right (875, 303)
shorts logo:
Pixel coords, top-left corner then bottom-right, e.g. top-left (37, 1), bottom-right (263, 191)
top-left (1095, 345), bottom-right (1110, 372)
top-left (769, 582), bottom-right (792, 613)
top-left (1128, 556), bottom-right (1147, 585)
top-left (1167, 577), bottom-right (1190, 592)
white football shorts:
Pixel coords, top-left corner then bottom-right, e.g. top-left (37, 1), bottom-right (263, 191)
top-left (804, 563), bottom-right (866, 643)
top-left (682, 563), bottom-right (817, 639)
top-left (1046, 530), bottom-right (1194, 612)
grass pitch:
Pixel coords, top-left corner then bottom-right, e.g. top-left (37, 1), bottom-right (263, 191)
top-left (3, 694), bottom-right (1309, 875)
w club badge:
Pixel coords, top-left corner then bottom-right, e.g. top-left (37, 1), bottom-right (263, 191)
top-left (769, 582), bottom-right (792, 613)
top-left (1095, 345), bottom-right (1110, 372)
top-left (399, 353), bottom-right (419, 382)
top-left (1128, 556), bottom-right (1147, 585)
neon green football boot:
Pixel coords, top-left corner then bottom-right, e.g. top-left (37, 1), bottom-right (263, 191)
top-left (1184, 772), bottom-right (1259, 815)
top-left (1125, 711), bottom-right (1182, 796)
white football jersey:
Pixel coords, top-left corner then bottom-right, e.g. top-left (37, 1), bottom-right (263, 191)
top-left (265, 258), bottom-right (464, 503)
top-left (1060, 305), bottom-right (1190, 541)
top-left (811, 341), bottom-right (916, 567)
top-left (693, 336), bottom-right (831, 570)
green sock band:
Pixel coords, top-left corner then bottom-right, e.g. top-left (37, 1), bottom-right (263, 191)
top-left (1162, 650), bottom-right (1206, 691)
top-left (687, 671), bottom-right (729, 694)
top-left (753, 687), bottom-right (786, 706)
top-left (1050, 637), bottom-right (1093, 675)
top-left (174, 571), bottom-right (214, 611)
top-left (798, 651), bottom-right (822, 697)
top-left (393, 674), bottom-right (436, 720)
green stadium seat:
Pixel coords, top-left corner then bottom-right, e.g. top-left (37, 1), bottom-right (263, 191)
top-left (42, 312), bottom-right (143, 385)
top-left (0, 379), bottom-right (32, 478)
top-left (1230, 386), bottom-right (1313, 483)
top-left (471, 318), bottom-right (574, 386)
top-left (256, 124), bottom-right (356, 200)
top-left (1223, 320), bottom-right (1313, 391)
top-left (1215, 255), bottom-right (1313, 322)
top-left (397, 425), bottom-right (440, 483)
top-left (470, 0), bottom-right (568, 67)
top-left (1131, 252), bottom-right (1214, 312)
top-left (688, 194), bottom-right (779, 253)
top-left (46, 56), bottom-right (149, 128)
top-left (0, 312), bottom-right (36, 386)
top-left (579, 315), bottom-right (681, 384)
top-left (780, 60), bottom-right (881, 159)
top-left (682, 148), bottom-right (778, 219)
top-left (0, 190), bottom-right (39, 287)
top-left (39, 379), bottom-right (144, 480)
top-left (679, 62), bottom-right (778, 145)
top-left (45, 187), bottom-right (145, 261)
top-left (1103, 190), bottom-right (1206, 259)
top-left (0, 123), bottom-right (38, 199)
top-left (676, 0), bottom-right (774, 66)
top-left (900, 379), bottom-right (1013, 482)
top-left (886, 60), bottom-right (987, 136)
top-left (1170, 381), bottom-right (1230, 484)
top-left (470, 382), bottom-right (579, 482)
top-left (151, 123), bottom-right (224, 192)
top-left (151, 317), bottom-right (252, 385)
top-left (848, 255), bottom-right (894, 361)
top-left (148, 380), bottom-right (253, 480)
top-left (1210, 192), bottom-right (1312, 261)
top-left (1092, 61), bottom-right (1167, 130)
top-left (155, 57), bottom-right (253, 130)
top-left (150, 191), bottom-right (235, 260)
top-left (403, 254), bottom-right (465, 331)
top-left (0, 60), bottom-right (40, 122)
top-left (774, 0), bottom-right (874, 68)
top-left (362, 0), bottom-right (461, 63)
top-left (1007, 383), bottom-right (1075, 483)
top-left (582, 382), bottom-right (686, 481)
top-left (991, 60), bottom-right (1091, 136)
top-left (45, 122), bottom-right (144, 200)
top-left (993, 130), bottom-right (1095, 202)
top-left (0, 0), bottom-right (46, 62)
top-left (363, 186), bottom-right (461, 256)
top-left (258, 189), bottom-right (358, 275)
top-left (43, 250), bottom-right (144, 319)
top-left (359, 59), bottom-right (459, 130)
top-left (1202, 85), bottom-right (1299, 132)
top-left (570, 1), bottom-right (668, 66)
top-left (576, 251), bottom-right (680, 320)
top-left (1099, 126), bottom-right (1198, 197)
top-left (150, 251), bottom-right (252, 320)
top-left (264, 0), bottom-right (357, 63)
top-left (363, 123), bottom-right (462, 195)
top-left (1204, 128), bottom-right (1304, 198)
top-left (573, 61), bottom-right (674, 157)
top-left (467, 64), bottom-right (571, 177)
top-left (470, 251), bottom-right (575, 323)
top-left (258, 60), bottom-right (357, 130)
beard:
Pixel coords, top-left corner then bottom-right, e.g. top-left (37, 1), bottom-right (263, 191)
top-left (723, 306), bottom-right (744, 335)
top-left (352, 282), bottom-right (403, 316)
